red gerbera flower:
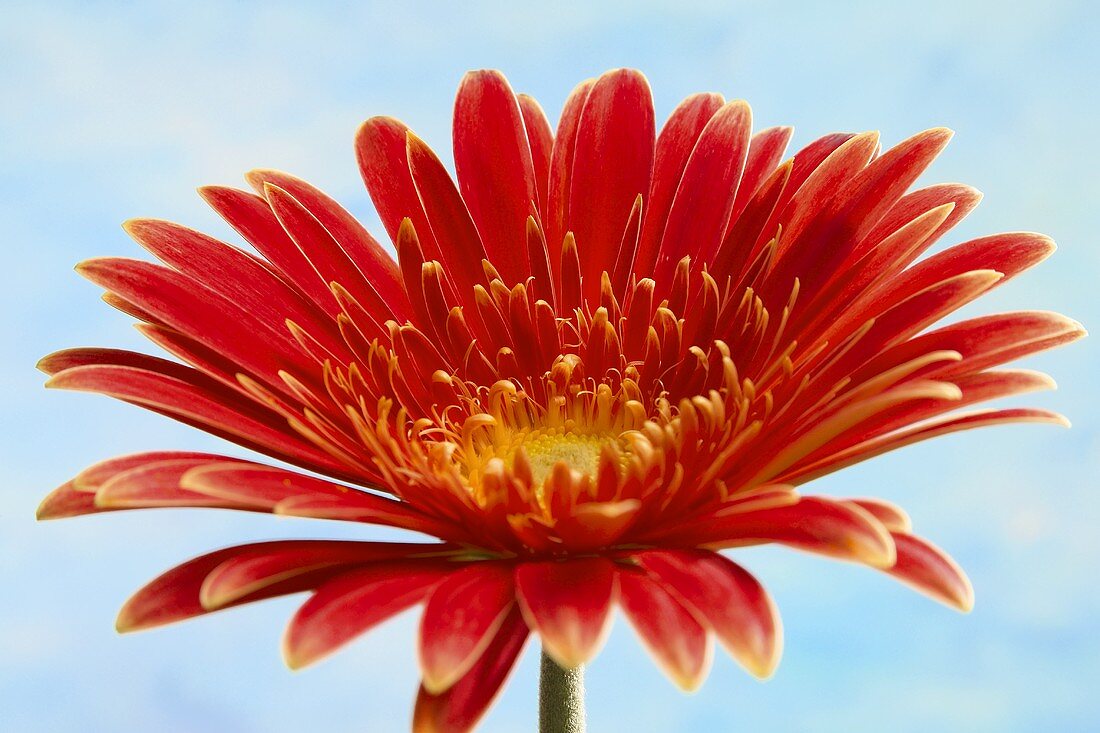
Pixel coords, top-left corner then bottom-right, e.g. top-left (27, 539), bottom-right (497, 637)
top-left (40, 68), bottom-right (1082, 732)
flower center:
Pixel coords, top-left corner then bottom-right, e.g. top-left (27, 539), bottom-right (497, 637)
top-left (424, 374), bottom-right (651, 503)
top-left (510, 430), bottom-right (606, 486)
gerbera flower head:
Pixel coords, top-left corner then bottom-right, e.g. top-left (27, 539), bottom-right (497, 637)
top-left (39, 68), bottom-right (1083, 732)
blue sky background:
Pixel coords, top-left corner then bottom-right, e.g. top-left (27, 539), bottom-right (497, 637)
top-left (2, 1), bottom-right (1098, 731)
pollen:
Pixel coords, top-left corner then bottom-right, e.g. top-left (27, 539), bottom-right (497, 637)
top-left (511, 431), bottom-right (607, 486)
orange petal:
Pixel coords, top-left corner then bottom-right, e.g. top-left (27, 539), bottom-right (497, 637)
top-left (514, 558), bottom-right (617, 668)
top-left (418, 563), bottom-right (515, 694)
top-left (638, 550), bottom-right (781, 678)
top-left (617, 568), bottom-right (712, 691)
top-left (413, 608), bottom-right (528, 733)
top-left (885, 533), bottom-right (974, 612)
top-left (283, 559), bottom-right (448, 669)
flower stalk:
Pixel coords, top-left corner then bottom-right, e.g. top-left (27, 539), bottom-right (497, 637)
top-left (539, 650), bottom-right (585, 733)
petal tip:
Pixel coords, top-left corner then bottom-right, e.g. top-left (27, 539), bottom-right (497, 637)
top-left (419, 670), bottom-right (457, 697)
top-left (357, 114), bottom-right (398, 135)
top-left (462, 68), bottom-right (506, 82)
top-left (114, 608), bottom-right (141, 634)
top-left (666, 644), bottom-right (713, 693)
top-left (36, 350), bottom-right (66, 376)
top-left (744, 637), bottom-right (783, 681)
top-left (281, 637), bottom-right (310, 671)
top-left (917, 126), bottom-right (955, 147)
top-left (197, 575), bottom-right (232, 612)
top-left (195, 184), bottom-right (218, 200)
top-left (862, 529), bottom-right (898, 569)
top-left (943, 572), bottom-right (975, 614)
top-left (35, 494), bottom-right (61, 521)
top-left (120, 218), bottom-right (146, 237)
top-left (245, 168), bottom-right (290, 197)
top-left (91, 488), bottom-right (118, 509)
top-left (747, 660), bottom-right (778, 681)
top-left (73, 258), bottom-right (99, 278)
top-left (41, 372), bottom-right (66, 390)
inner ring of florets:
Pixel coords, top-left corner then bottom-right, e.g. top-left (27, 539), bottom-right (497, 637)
top-left (350, 350), bottom-right (751, 552)
top-left (451, 384), bottom-right (642, 497)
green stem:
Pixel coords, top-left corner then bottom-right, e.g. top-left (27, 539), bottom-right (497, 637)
top-left (538, 649), bottom-right (586, 733)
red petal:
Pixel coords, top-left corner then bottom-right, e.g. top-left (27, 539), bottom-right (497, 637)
top-left (738, 131), bottom-right (857, 264)
top-left (71, 451), bottom-right (223, 491)
top-left (75, 258), bottom-right (314, 390)
top-left (544, 78), bottom-right (595, 266)
top-left (419, 563), bottom-right (516, 694)
top-left (263, 183), bottom-right (399, 326)
top-left (117, 541), bottom-right (435, 632)
top-left (885, 533), bottom-right (974, 612)
top-left (568, 69), bottom-right (655, 300)
top-left (122, 218), bottom-right (341, 352)
top-left (835, 128), bottom-right (954, 244)
top-left (45, 363), bottom-right (345, 475)
top-left (37, 481), bottom-right (106, 520)
top-left (775, 131), bottom-right (880, 256)
top-left (413, 608), bottom-right (529, 733)
top-left (845, 498), bottom-right (912, 533)
top-left (789, 183), bottom-right (983, 326)
top-left (637, 550), bottom-right (781, 678)
top-left (198, 184), bottom-right (340, 314)
top-left (180, 462), bottom-right (453, 535)
top-left (734, 379), bottom-right (963, 488)
top-left (777, 129), bottom-right (953, 300)
top-left (101, 290), bottom-right (163, 324)
top-left (356, 116), bottom-right (442, 262)
top-left (246, 169), bottom-right (408, 319)
top-left (864, 232), bottom-right (1055, 317)
top-left (813, 369), bottom-right (1057, 461)
top-left (283, 560), bottom-right (449, 669)
top-left (453, 70), bottom-right (538, 284)
top-left (788, 407), bottom-right (1069, 484)
top-left (655, 100), bottom-right (752, 280)
top-left (857, 311), bottom-right (1085, 385)
top-left (39, 346), bottom-right (221, 384)
top-left (617, 568), bottom-right (712, 691)
top-left (406, 131), bottom-right (489, 308)
top-left (726, 125), bottom-right (793, 229)
top-left (514, 558), bottom-right (617, 668)
top-left (132, 323), bottom-right (267, 395)
top-left (858, 182), bottom-right (982, 258)
top-left (791, 202), bottom-right (958, 341)
top-left (95, 456), bottom-right (251, 510)
top-left (689, 496), bottom-right (896, 568)
top-left (833, 270), bottom-right (1004, 369)
top-left (767, 131), bottom-right (858, 243)
top-left (518, 94), bottom-right (553, 209)
top-left (203, 543), bottom-right (450, 611)
top-left (179, 462), bottom-right (350, 514)
top-left (635, 92), bottom-right (725, 274)
top-left (711, 158), bottom-right (791, 282)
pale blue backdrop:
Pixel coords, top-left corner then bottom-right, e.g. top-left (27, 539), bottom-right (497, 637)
top-left (3, 1), bottom-right (1097, 731)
